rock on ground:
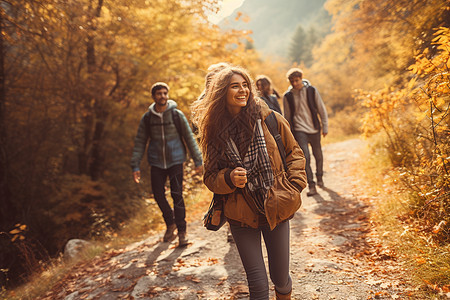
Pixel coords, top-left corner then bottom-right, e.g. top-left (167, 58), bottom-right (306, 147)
top-left (63, 239), bottom-right (93, 261)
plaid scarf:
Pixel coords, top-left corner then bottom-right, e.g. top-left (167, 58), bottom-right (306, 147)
top-left (225, 119), bottom-right (274, 215)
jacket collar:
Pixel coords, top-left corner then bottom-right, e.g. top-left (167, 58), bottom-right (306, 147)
top-left (148, 99), bottom-right (177, 115)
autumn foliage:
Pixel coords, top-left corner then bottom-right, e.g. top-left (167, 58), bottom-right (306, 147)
top-left (306, 0), bottom-right (449, 238)
top-left (296, 0), bottom-right (450, 292)
top-left (360, 27), bottom-right (449, 243)
top-left (309, 0), bottom-right (450, 293)
top-left (0, 0), bottom-right (268, 287)
top-left (1, 0), bottom-right (449, 294)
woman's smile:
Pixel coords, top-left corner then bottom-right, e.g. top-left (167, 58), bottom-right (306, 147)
top-left (235, 94), bottom-right (248, 102)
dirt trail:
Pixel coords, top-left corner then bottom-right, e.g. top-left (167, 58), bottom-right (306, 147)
top-left (39, 139), bottom-right (418, 300)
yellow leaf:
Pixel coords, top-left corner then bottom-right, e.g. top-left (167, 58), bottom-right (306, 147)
top-left (9, 229), bottom-right (20, 234)
top-left (416, 257), bottom-right (426, 264)
top-left (407, 78), bottom-right (417, 90)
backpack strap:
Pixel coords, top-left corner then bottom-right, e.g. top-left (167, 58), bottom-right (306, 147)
top-left (306, 86), bottom-right (321, 130)
top-left (144, 110), bottom-right (185, 145)
top-left (285, 92), bottom-right (295, 131)
top-left (172, 109), bottom-right (183, 138)
top-left (264, 112), bottom-right (287, 172)
top-left (172, 109), bottom-right (188, 152)
top-left (143, 111), bottom-right (152, 137)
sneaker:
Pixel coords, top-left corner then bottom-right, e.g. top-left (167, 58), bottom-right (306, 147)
top-left (317, 177), bottom-right (324, 188)
top-left (306, 185), bottom-right (318, 197)
top-left (178, 231), bottom-right (189, 247)
top-left (163, 224), bottom-right (177, 242)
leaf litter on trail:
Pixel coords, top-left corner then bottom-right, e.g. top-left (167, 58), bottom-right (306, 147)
top-left (217, 276), bottom-right (228, 286)
top-left (231, 283), bottom-right (249, 295)
top-left (185, 275), bottom-right (201, 283)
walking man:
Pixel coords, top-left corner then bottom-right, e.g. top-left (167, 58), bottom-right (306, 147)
top-left (283, 68), bottom-right (328, 196)
top-left (131, 82), bottom-right (203, 246)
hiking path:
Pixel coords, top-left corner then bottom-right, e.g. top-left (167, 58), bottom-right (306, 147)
top-left (39, 139), bottom-right (418, 300)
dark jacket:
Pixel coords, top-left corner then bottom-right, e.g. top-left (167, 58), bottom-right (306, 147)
top-left (260, 95), bottom-right (282, 114)
top-left (283, 80), bottom-right (328, 135)
top-left (131, 100), bottom-right (203, 170)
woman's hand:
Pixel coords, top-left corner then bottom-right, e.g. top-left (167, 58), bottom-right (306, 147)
top-left (230, 167), bottom-right (247, 188)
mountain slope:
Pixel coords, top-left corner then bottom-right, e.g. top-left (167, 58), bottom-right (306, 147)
top-left (219, 0), bottom-right (329, 58)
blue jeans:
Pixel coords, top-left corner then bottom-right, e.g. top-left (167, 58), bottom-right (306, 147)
top-left (230, 221), bottom-right (292, 300)
top-left (293, 131), bottom-right (323, 187)
top-left (150, 164), bottom-right (186, 232)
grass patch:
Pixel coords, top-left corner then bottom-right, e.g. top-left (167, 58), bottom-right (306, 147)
top-left (322, 132), bottom-right (360, 145)
top-left (1, 242), bottom-right (105, 300)
top-left (325, 108), bottom-right (363, 145)
top-left (358, 136), bottom-right (450, 298)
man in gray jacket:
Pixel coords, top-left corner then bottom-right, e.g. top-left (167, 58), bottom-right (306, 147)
top-left (131, 82), bottom-right (203, 246)
top-left (283, 68), bottom-right (328, 197)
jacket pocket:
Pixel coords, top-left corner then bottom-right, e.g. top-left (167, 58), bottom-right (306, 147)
top-left (148, 143), bottom-right (161, 163)
top-left (224, 192), bottom-right (257, 227)
top-left (166, 138), bottom-right (185, 163)
top-left (266, 172), bottom-right (302, 224)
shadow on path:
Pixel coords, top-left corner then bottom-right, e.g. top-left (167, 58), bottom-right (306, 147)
top-left (308, 185), bottom-right (371, 253)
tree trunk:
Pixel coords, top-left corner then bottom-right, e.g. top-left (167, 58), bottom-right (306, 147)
top-left (0, 10), bottom-right (14, 225)
top-left (83, 0), bottom-right (106, 180)
top-left (89, 114), bottom-right (106, 180)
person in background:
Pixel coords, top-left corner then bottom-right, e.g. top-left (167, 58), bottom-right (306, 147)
top-left (282, 68), bottom-right (328, 197)
top-left (255, 75), bottom-right (282, 114)
top-left (130, 82), bottom-right (203, 247)
top-left (198, 62), bottom-right (230, 102)
top-left (191, 65), bottom-right (306, 299)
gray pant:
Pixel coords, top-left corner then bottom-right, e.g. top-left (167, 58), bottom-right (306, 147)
top-left (230, 221), bottom-right (292, 299)
top-left (293, 131), bottom-right (323, 187)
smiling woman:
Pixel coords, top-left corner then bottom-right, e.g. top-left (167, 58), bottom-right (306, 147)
top-left (207, 0), bottom-right (245, 23)
top-left (191, 65), bottom-right (307, 299)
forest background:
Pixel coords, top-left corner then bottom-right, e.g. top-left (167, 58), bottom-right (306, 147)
top-left (0, 0), bottom-right (449, 296)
